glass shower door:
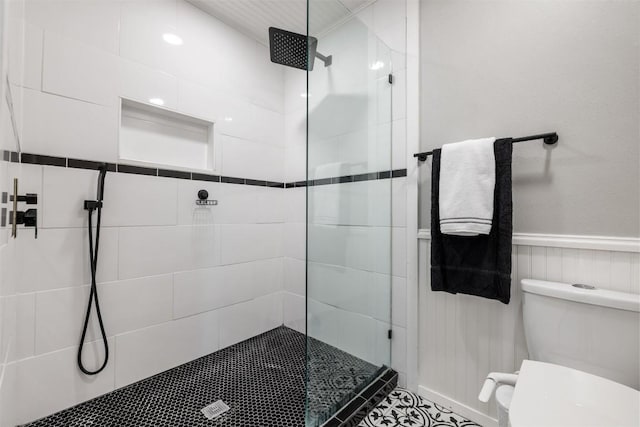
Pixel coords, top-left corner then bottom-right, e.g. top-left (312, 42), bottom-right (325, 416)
top-left (305, 3), bottom-right (394, 425)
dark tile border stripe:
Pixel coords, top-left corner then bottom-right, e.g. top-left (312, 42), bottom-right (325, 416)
top-left (191, 172), bottom-right (220, 182)
top-left (68, 158), bottom-right (117, 172)
top-left (21, 153), bottom-right (66, 167)
top-left (159, 169), bottom-right (191, 180)
top-left (221, 176), bottom-right (245, 185)
top-left (117, 164), bottom-right (157, 176)
top-left (320, 368), bottom-right (398, 427)
top-left (1, 151), bottom-right (406, 189)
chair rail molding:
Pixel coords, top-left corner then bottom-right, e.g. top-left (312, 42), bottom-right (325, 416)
top-left (417, 229), bottom-right (640, 253)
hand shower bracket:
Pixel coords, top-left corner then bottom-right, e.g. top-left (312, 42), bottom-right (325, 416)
top-left (84, 200), bottom-right (103, 211)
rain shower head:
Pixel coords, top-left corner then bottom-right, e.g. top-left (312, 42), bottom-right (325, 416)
top-left (268, 27), bottom-right (332, 71)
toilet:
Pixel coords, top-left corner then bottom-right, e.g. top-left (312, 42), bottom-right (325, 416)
top-left (480, 279), bottom-right (640, 427)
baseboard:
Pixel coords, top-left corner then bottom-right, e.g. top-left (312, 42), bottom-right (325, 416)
top-left (417, 385), bottom-right (498, 427)
top-left (417, 229), bottom-right (640, 253)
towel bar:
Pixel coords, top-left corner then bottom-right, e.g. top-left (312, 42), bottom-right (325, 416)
top-left (413, 132), bottom-right (558, 162)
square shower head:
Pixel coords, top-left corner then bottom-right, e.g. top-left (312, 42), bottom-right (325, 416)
top-left (268, 27), bottom-right (318, 71)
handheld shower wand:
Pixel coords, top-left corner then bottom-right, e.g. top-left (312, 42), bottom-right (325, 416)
top-left (78, 164), bottom-right (109, 375)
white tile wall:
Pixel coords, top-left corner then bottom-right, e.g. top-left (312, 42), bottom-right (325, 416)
top-left (114, 310), bottom-right (219, 388)
top-left (7, 19), bottom-right (43, 90)
top-left (217, 293), bottom-right (283, 348)
top-left (118, 225), bottom-right (221, 279)
top-left (118, 58), bottom-right (179, 110)
top-left (3, 0), bottom-right (410, 424)
top-left (173, 258), bottom-right (283, 319)
top-left (16, 227), bottom-right (119, 292)
top-left (17, 88), bottom-right (119, 162)
top-left (42, 31), bottom-right (118, 106)
top-left (0, 293), bottom-right (35, 362)
top-left (34, 275), bottom-right (174, 355)
top-left (220, 135), bottom-right (284, 182)
top-left (219, 223), bottom-right (283, 265)
top-left (24, 0), bottom-right (121, 54)
top-left (12, 338), bottom-right (116, 425)
top-left (3, 0), bottom-right (294, 418)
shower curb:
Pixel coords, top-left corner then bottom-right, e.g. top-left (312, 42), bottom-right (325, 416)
top-left (320, 367), bottom-right (398, 427)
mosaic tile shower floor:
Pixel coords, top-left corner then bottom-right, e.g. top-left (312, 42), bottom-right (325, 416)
top-left (22, 326), bottom-right (380, 427)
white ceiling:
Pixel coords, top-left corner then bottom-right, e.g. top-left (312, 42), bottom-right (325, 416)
top-left (187, 0), bottom-right (375, 46)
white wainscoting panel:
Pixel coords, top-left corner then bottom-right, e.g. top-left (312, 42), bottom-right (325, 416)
top-left (417, 230), bottom-right (640, 426)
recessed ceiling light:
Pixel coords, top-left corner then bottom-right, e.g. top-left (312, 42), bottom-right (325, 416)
top-left (149, 98), bottom-right (165, 106)
top-left (162, 33), bottom-right (183, 46)
top-left (370, 61), bottom-right (385, 71)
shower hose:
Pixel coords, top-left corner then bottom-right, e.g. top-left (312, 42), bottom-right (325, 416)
top-left (77, 165), bottom-right (109, 375)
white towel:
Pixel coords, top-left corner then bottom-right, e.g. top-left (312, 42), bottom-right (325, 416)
top-left (439, 137), bottom-right (496, 236)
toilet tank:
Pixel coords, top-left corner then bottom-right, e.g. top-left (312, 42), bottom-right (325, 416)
top-left (521, 279), bottom-right (640, 390)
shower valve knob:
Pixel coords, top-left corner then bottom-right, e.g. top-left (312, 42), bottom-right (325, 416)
top-left (9, 208), bottom-right (38, 238)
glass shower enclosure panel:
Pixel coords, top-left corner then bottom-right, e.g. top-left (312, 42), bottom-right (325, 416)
top-left (305, 3), bottom-right (394, 425)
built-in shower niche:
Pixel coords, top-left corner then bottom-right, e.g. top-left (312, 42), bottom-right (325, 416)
top-left (119, 98), bottom-right (214, 171)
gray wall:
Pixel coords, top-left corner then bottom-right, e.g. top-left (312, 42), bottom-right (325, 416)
top-left (419, 0), bottom-right (640, 237)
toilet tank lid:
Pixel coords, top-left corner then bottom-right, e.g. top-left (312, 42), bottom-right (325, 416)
top-left (521, 279), bottom-right (640, 312)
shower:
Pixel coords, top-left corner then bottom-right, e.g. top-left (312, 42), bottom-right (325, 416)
top-left (77, 165), bottom-right (109, 375)
top-left (268, 27), bottom-right (332, 70)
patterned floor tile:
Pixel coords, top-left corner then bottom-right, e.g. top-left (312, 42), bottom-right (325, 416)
top-left (359, 388), bottom-right (482, 427)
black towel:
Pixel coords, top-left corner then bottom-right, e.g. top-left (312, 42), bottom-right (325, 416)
top-left (430, 138), bottom-right (513, 304)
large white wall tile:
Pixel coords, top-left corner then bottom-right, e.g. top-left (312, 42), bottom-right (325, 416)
top-left (177, 80), bottom-right (227, 123)
top-left (391, 275), bottom-right (407, 327)
top-left (307, 262), bottom-right (390, 322)
top-left (35, 275), bottom-right (173, 355)
top-left (18, 88), bottom-right (118, 162)
top-left (42, 166), bottom-right (94, 228)
top-left (7, 19), bottom-right (43, 90)
top-left (284, 188), bottom-right (306, 223)
top-left (283, 291), bottom-right (305, 334)
top-left (307, 224), bottom-right (392, 274)
top-left (220, 135), bottom-right (284, 182)
top-left (24, 0), bottom-right (121, 54)
top-left (13, 338), bottom-right (115, 425)
top-left (118, 225), bottom-right (220, 279)
top-left (119, 0), bottom-right (179, 76)
top-left (118, 58), bottom-right (179, 110)
top-left (283, 257), bottom-right (305, 295)
top-left (218, 293), bottom-right (283, 348)
top-left (103, 173), bottom-right (178, 227)
top-left (337, 310), bottom-right (379, 365)
top-left (219, 223), bottom-right (282, 265)
top-left (391, 119), bottom-right (407, 170)
top-left (392, 177), bottom-right (407, 227)
top-left (43, 163), bottom-right (179, 228)
top-left (284, 222), bottom-right (305, 260)
top-left (114, 310), bottom-right (219, 388)
top-left (307, 298), bottom-right (340, 348)
top-left (392, 226), bottom-right (407, 277)
top-left (42, 31), bottom-right (118, 106)
top-left (0, 293), bottom-right (35, 362)
top-left (173, 258), bottom-right (282, 319)
top-left (16, 227), bottom-right (118, 292)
